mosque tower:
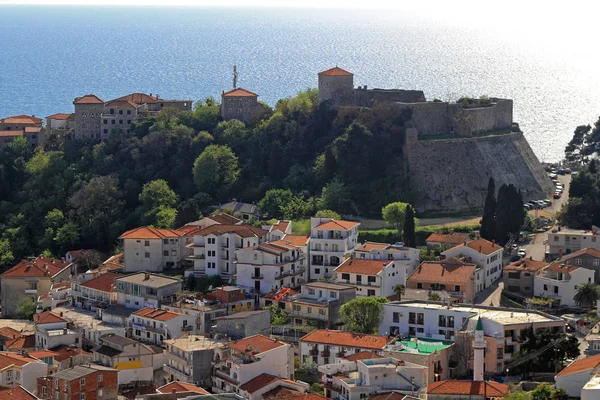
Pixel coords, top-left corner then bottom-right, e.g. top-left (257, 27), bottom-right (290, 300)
top-left (473, 316), bottom-right (486, 381)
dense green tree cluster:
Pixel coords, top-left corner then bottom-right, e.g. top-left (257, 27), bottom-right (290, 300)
top-left (560, 164), bottom-right (600, 228)
top-left (0, 91), bottom-right (414, 268)
top-left (340, 296), bottom-right (388, 334)
top-left (479, 177), bottom-right (525, 244)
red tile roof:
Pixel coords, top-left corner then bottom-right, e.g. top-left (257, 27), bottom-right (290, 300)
top-left (0, 352), bottom-right (38, 368)
top-left (426, 380), bottom-right (509, 397)
top-left (426, 232), bottom-right (470, 245)
top-left (240, 373), bottom-right (279, 393)
top-left (313, 219), bottom-right (359, 230)
top-left (368, 393), bottom-right (406, 400)
top-left (408, 259), bottom-right (476, 285)
top-left (504, 258), bottom-right (546, 272)
top-left (1, 255), bottom-right (71, 278)
top-left (446, 238), bottom-right (502, 256)
top-left (0, 385), bottom-right (38, 400)
top-left (545, 261), bottom-right (581, 274)
top-left (319, 67), bottom-right (353, 76)
top-left (271, 220), bottom-right (290, 233)
top-left (0, 115), bottom-right (42, 125)
top-left (0, 327), bottom-right (20, 339)
top-left (73, 94), bottom-right (104, 104)
top-left (561, 248), bottom-right (600, 261)
top-left (46, 113), bottom-right (72, 120)
top-left (188, 224), bottom-right (268, 239)
top-left (207, 214), bottom-right (243, 225)
top-left (335, 257), bottom-right (391, 275)
top-left (101, 253), bottom-right (124, 270)
top-left (34, 311), bottom-right (66, 325)
top-left (264, 387), bottom-right (328, 400)
top-left (556, 354), bottom-right (600, 377)
top-left (119, 226), bottom-right (184, 240)
top-left (344, 351), bottom-right (384, 362)
top-left (29, 350), bottom-right (58, 359)
top-left (113, 93), bottom-right (159, 104)
top-left (282, 234), bottom-right (309, 246)
top-left (227, 334), bottom-right (288, 355)
top-left (81, 272), bottom-right (120, 292)
top-left (157, 382), bottom-right (209, 394)
top-left (0, 130), bottom-right (23, 138)
top-left (301, 330), bottom-right (389, 350)
top-left (49, 345), bottom-right (91, 362)
top-left (24, 126), bottom-right (41, 133)
top-left (223, 88), bottom-right (258, 97)
top-left (355, 242), bottom-right (389, 252)
top-left (5, 335), bottom-right (35, 350)
top-left (133, 308), bottom-right (182, 321)
top-left (104, 99), bottom-right (138, 108)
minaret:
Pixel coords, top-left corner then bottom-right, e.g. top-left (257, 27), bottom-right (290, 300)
top-left (473, 316), bottom-right (486, 381)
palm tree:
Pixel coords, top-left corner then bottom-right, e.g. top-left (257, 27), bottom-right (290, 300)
top-left (393, 284), bottom-right (405, 301)
top-left (428, 292), bottom-right (441, 301)
top-left (574, 282), bottom-right (600, 311)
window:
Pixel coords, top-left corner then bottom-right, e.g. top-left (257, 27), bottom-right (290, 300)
top-left (110, 109), bottom-right (115, 114)
top-left (7, 370), bottom-right (12, 380)
top-left (308, 288), bottom-right (315, 295)
top-left (171, 250), bottom-right (177, 256)
top-left (119, 120), bottom-right (123, 124)
top-left (111, 120), bottom-right (115, 125)
top-left (80, 394), bottom-right (85, 400)
top-left (16, 370), bottom-right (20, 380)
top-left (417, 313), bottom-right (424, 325)
top-left (368, 276), bottom-right (376, 283)
top-left (508, 272), bottom-right (520, 279)
top-left (595, 259), bottom-right (600, 267)
top-left (439, 315), bottom-right (446, 327)
top-left (103, 129), bottom-right (108, 134)
top-left (163, 251), bottom-right (169, 256)
top-left (497, 348), bottom-right (504, 359)
top-left (97, 388), bottom-right (103, 397)
top-left (64, 381), bottom-right (68, 391)
top-left (341, 273), bottom-right (350, 280)
top-left (416, 283), bottom-right (423, 289)
top-left (163, 239), bottom-right (168, 244)
top-left (80, 377), bottom-right (85, 385)
top-left (314, 268), bottom-right (320, 275)
top-left (119, 110), bottom-right (123, 115)
top-left (43, 387), bottom-right (48, 395)
top-left (307, 307), bottom-right (312, 314)
top-left (208, 238), bottom-right (216, 244)
top-left (103, 119), bottom-right (107, 124)
top-left (127, 110), bottom-right (132, 115)
top-left (145, 252), bottom-right (150, 258)
top-left (554, 286), bottom-right (559, 294)
top-left (127, 120), bottom-right (131, 124)
top-left (447, 316), bottom-right (454, 328)
top-left (55, 379), bottom-right (59, 389)
top-left (393, 312), bottom-right (400, 323)
top-left (543, 284), bottom-right (548, 291)
top-left (408, 312), bottom-right (416, 324)
top-left (367, 289), bottom-right (376, 296)
top-left (144, 240), bottom-right (150, 246)
top-left (329, 291), bottom-right (337, 298)
top-left (575, 258), bottom-right (582, 265)
top-left (319, 308), bottom-right (325, 315)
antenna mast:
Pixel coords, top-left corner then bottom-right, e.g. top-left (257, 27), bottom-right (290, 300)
top-left (233, 65), bottom-right (238, 89)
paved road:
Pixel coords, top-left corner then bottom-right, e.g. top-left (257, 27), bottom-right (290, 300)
top-left (474, 280), bottom-right (503, 306)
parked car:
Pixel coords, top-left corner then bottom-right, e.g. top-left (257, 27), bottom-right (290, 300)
top-left (552, 179), bottom-right (559, 185)
top-left (543, 199), bottom-right (552, 206)
top-left (554, 192), bottom-right (561, 199)
top-left (524, 203), bottom-right (532, 210)
top-left (517, 248), bottom-right (527, 257)
top-left (549, 173), bottom-right (558, 179)
top-left (572, 171), bottom-right (579, 176)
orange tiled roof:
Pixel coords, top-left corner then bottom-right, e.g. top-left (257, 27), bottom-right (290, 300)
top-left (0, 130), bottom-right (24, 138)
top-left (113, 93), bottom-right (159, 104)
top-left (133, 308), bottom-right (182, 321)
top-left (104, 99), bottom-right (138, 108)
top-left (264, 387), bottom-right (327, 400)
top-left (222, 88), bottom-right (258, 97)
top-left (319, 66), bottom-right (353, 76)
top-left (29, 350), bottom-right (58, 359)
top-left (556, 354), bottom-right (600, 377)
top-left (344, 351), bottom-right (384, 362)
top-left (368, 393), bottom-right (406, 400)
top-left (300, 330), bottom-right (389, 350)
top-left (5, 335), bottom-right (35, 350)
top-left (24, 126), bottom-right (41, 133)
top-left (271, 220), bottom-right (290, 233)
top-left (119, 226), bottom-right (184, 240)
top-left (561, 248), bottom-right (600, 261)
top-left (281, 234), bottom-right (309, 246)
top-left (50, 345), bottom-right (91, 362)
top-left (73, 94), bottom-right (104, 104)
top-left (81, 272), bottom-right (120, 293)
top-left (0, 327), bottom-right (20, 339)
top-left (157, 382), bottom-right (209, 394)
top-left (1, 255), bottom-right (71, 278)
top-left (504, 258), bottom-right (546, 272)
top-left (545, 261), bottom-right (580, 274)
top-left (426, 232), bottom-right (470, 245)
top-left (445, 238), bottom-right (502, 256)
top-left (355, 242), bottom-right (389, 252)
top-left (335, 257), bottom-right (391, 275)
top-left (313, 219), bottom-right (359, 230)
top-left (207, 213), bottom-right (243, 225)
top-left (0, 352), bottom-right (38, 368)
top-left (408, 259), bottom-right (476, 285)
top-left (227, 334), bottom-right (287, 355)
top-left (101, 253), bottom-right (124, 270)
top-left (240, 373), bottom-right (279, 394)
top-left (189, 224), bottom-right (268, 239)
top-left (0, 115), bottom-right (42, 125)
top-left (34, 311), bottom-right (67, 325)
top-left (426, 380), bottom-right (509, 397)
top-left (0, 385), bottom-right (38, 400)
top-left (46, 113), bottom-right (72, 120)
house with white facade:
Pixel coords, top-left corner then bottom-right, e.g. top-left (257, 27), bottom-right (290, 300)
top-left (264, 220), bottom-right (292, 241)
top-left (534, 261), bottom-right (595, 307)
top-left (185, 224), bottom-right (268, 280)
top-left (318, 354), bottom-right (427, 400)
top-left (238, 374), bottom-right (309, 400)
top-left (236, 240), bottom-right (306, 294)
top-left (0, 352), bottom-right (48, 395)
top-left (547, 227), bottom-right (600, 257)
top-left (51, 306), bottom-right (128, 349)
top-left (163, 335), bottom-right (225, 386)
top-left (37, 281), bottom-right (71, 311)
top-left (299, 330), bottom-right (390, 366)
top-left (555, 354), bottom-right (600, 398)
top-left (115, 272), bottom-right (181, 309)
top-left (34, 311), bottom-right (80, 350)
top-left (71, 272), bottom-right (120, 310)
top-left (212, 334), bottom-right (293, 395)
top-left (333, 257), bottom-right (399, 297)
top-left (130, 307), bottom-right (193, 346)
top-left (442, 238), bottom-right (503, 292)
top-left (119, 227), bottom-right (188, 273)
top-left (309, 218), bottom-right (360, 280)
top-left (353, 242), bottom-right (420, 286)
top-left (92, 334), bottom-right (154, 385)
top-left (407, 258), bottom-right (477, 303)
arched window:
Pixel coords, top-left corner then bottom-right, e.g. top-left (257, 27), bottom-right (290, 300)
top-left (81, 112), bottom-right (87, 118)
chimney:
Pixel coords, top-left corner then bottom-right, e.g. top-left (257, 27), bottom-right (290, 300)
top-left (479, 246), bottom-right (482, 253)
top-left (60, 312), bottom-right (63, 317)
top-left (529, 256), bottom-right (533, 260)
top-left (144, 273), bottom-right (150, 281)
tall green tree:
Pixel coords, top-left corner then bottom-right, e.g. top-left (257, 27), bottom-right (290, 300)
top-left (392, 284), bottom-right (405, 301)
top-left (480, 177), bottom-right (496, 241)
top-left (15, 297), bottom-right (36, 319)
top-left (139, 179), bottom-right (178, 227)
top-left (403, 204), bottom-right (416, 247)
top-left (192, 144), bottom-right (240, 201)
top-left (574, 282), bottom-right (600, 311)
top-left (340, 297), bottom-right (389, 334)
top-left (382, 202), bottom-right (408, 235)
top-left (258, 189), bottom-right (294, 219)
top-left (565, 124), bottom-right (591, 164)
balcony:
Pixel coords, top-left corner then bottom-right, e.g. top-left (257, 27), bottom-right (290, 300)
top-left (277, 268), bottom-right (306, 279)
top-left (25, 288), bottom-right (38, 294)
top-left (321, 350), bottom-right (330, 357)
top-left (251, 274), bottom-right (264, 280)
top-left (309, 349), bottom-right (319, 356)
top-left (182, 325), bottom-right (193, 332)
top-left (187, 254), bottom-right (205, 260)
top-left (336, 351), bottom-right (346, 357)
top-left (215, 369), bottom-right (238, 383)
top-left (164, 363), bottom-right (190, 378)
top-left (167, 351), bottom-right (189, 365)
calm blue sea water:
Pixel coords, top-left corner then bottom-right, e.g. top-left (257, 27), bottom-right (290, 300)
top-left (1, 5), bottom-right (598, 162)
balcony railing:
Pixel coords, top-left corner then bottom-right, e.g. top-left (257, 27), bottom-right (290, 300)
top-left (251, 274), bottom-right (264, 280)
top-left (309, 349), bottom-right (319, 356)
top-left (164, 363), bottom-right (190, 377)
top-left (182, 325), bottom-right (193, 332)
top-left (321, 350), bottom-right (330, 357)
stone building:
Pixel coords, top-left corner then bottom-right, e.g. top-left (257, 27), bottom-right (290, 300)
top-left (220, 88), bottom-right (265, 124)
top-left (0, 115), bottom-right (44, 148)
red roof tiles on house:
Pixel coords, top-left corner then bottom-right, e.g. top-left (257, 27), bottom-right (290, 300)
top-left (355, 242), bottom-right (390, 252)
top-left (271, 220), bottom-right (290, 233)
top-left (545, 261), bottom-right (581, 274)
top-left (0, 352), bottom-right (38, 368)
top-left (133, 308), bottom-right (182, 321)
top-left (0, 385), bottom-right (38, 400)
top-left (50, 345), bottom-right (91, 362)
top-left (446, 238), bottom-right (502, 256)
top-left (335, 257), bottom-right (391, 275)
top-left (222, 88), bottom-right (258, 97)
top-left (561, 247), bottom-right (600, 261)
top-left (0, 115), bottom-right (42, 125)
top-left (73, 94), bottom-right (104, 104)
top-left (34, 311), bottom-right (67, 325)
top-left (281, 234), bottom-right (309, 246)
top-left (119, 226), bottom-right (184, 240)
top-left (426, 380), bottom-right (509, 397)
top-left (24, 126), bottom-right (41, 133)
top-left (408, 259), bottom-right (476, 285)
top-left (504, 257), bottom-right (546, 272)
top-left (112, 93), bottom-right (159, 104)
top-left (5, 335), bottom-right (35, 350)
top-left (1, 255), bottom-right (71, 278)
top-left (81, 272), bottom-right (120, 293)
top-left (188, 224), bottom-right (268, 239)
top-left (46, 113), bottom-right (72, 120)
top-left (157, 382), bottom-right (209, 394)
top-left (556, 354), bottom-right (600, 377)
top-left (240, 373), bottom-right (279, 393)
top-left (344, 351), bottom-right (384, 362)
top-left (301, 330), bottom-right (389, 350)
top-left (313, 219), bottom-right (359, 230)
top-left (319, 67), bottom-right (353, 76)
top-left (0, 327), bottom-right (20, 339)
top-left (207, 213), bottom-right (243, 225)
top-left (29, 350), bottom-right (58, 359)
top-left (426, 232), bottom-right (470, 245)
top-left (227, 334), bottom-right (288, 355)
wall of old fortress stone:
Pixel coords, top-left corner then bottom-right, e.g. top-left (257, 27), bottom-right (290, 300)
top-left (406, 132), bottom-right (555, 213)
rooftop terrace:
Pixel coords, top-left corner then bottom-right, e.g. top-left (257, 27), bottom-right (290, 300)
top-left (386, 337), bottom-right (453, 355)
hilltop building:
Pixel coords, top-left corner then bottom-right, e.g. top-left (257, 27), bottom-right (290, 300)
top-left (0, 115), bottom-right (43, 148)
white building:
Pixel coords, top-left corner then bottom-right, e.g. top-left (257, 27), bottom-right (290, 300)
top-left (442, 238), bottom-right (503, 292)
top-left (34, 311), bottom-right (80, 350)
top-left (185, 224), bottom-right (268, 281)
top-left (119, 227), bottom-right (188, 273)
top-left (71, 272), bottom-right (120, 310)
top-left (264, 220), bottom-right (292, 241)
top-left (534, 262), bottom-right (595, 307)
top-left (318, 354), bottom-right (427, 400)
top-left (236, 240), bottom-right (306, 294)
top-left (37, 281), bottom-right (71, 311)
top-left (547, 227), bottom-right (600, 257)
top-left (309, 218), bottom-right (360, 280)
top-left (299, 330), bottom-right (389, 366)
top-left (163, 335), bottom-right (225, 385)
top-left (333, 257), bottom-right (398, 297)
top-left (582, 373), bottom-right (600, 400)
top-left (212, 334), bottom-right (293, 394)
top-left (92, 334), bottom-right (154, 385)
top-left (115, 272), bottom-right (181, 309)
top-left (130, 307), bottom-right (193, 346)
top-left (0, 352), bottom-right (48, 395)
top-left (353, 242), bottom-right (420, 286)
top-left (555, 354), bottom-right (600, 398)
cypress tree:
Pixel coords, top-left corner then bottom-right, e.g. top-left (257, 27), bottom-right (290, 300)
top-left (403, 205), bottom-right (416, 247)
top-left (495, 184), bottom-right (511, 244)
top-left (480, 177), bottom-right (496, 241)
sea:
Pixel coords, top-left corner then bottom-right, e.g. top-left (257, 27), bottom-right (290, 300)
top-left (1, 4), bottom-right (599, 162)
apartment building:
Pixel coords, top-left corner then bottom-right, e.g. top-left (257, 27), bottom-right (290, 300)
top-left (552, 248), bottom-right (600, 284)
top-left (299, 330), bottom-right (390, 366)
top-left (0, 255), bottom-right (74, 318)
top-left (264, 220), bottom-right (292, 241)
top-left (48, 345), bottom-right (93, 371)
top-left (442, 238), bottom-right (503, 292)
top-left (547, 227), bottom-right (600, 257)
top-left (333, 257), bottom-right (398, 297)
top-left (186, 224), bottom-right (268, 280)
top-left (34, 311), bottom-right (79, 350)
top-left (214, 310), bottom-right (270, 340)
top-left (37, 281), bottom-right (71, 312)
top-left (92, 334), bottom-right (154, 385)
top-left (534, 262), bottom-right (595, 307)
top-left (503, 257), bottom-right (546, 298)
top-left (0, 352), bottom-right (48, 394)
top-left (212, 335), bottom-right (293, 395)
top-left (119, 227), bottom-right (188, 273)
top-left (236, 240), bottom-right (307, 294)
top-left (163, 335), bottom-right (224, 385)
top-left (52, 306), bottom-right (128, 349)
top-left (71, 272), bottom-right (120, 310)
top-left (353, 241), bottom-right (420, 286)
top-left (309, 218), bottom-right (360, 279)
top-left (380, 301), bottom-right (566, 375)
top-left (37, 364), bottom-right (118, 400)
top-left (318, 355), bottom-right (427, 400)
top-left (115, 272), bottom-right (181, 309)
top-left (130, 307), bottom-right (192, 346)
top-left (406, 258), bottom-right (477, 303)
top-left (0, 115), bottom-right (43, 148)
